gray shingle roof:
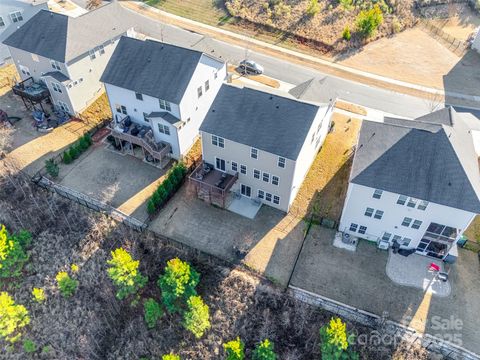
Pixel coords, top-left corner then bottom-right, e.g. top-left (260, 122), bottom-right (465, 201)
top-left (101, 37), bottom-right (205, 104)
top-left (289, 77), bottom-right (336, 104)
top-left (42, 71), bottom-right (70, 83)
top-left (147, 111), bottom-right (181, 126)
top-left (3, 2), bottom-right (134, 63)
top-left (200, 84), bottom-right (321, 160)
top-left (351, 107), bottom-right (480, 213)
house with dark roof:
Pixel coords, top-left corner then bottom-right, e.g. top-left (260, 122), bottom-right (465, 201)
top-left (339, 107), bottom-right (480, 261)
top-left (100, 36), bottom-right (226, 160)
top-left (3, 2), bottom-right (136, 114)
top-left (195, 83), bottom-right (334, 213)
top-left (0, 0), bottom-right (48, 65)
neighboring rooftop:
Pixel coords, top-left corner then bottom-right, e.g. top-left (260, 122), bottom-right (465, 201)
top-left (147, 112), bottom-right (182, 127)
top-left (289, 77), bottom-right (336, 104)
top-left (3, 2), bottom-right (134, 63)
top-left (101, 37), bottom-right (214, 104)
top-left (200, 84), bottom-right (321, 160)
top-left (351, 107), bottom-right (480, 213)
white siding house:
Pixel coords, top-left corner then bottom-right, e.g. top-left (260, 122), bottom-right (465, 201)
top-left (3, 2), bottom-right (136, 114)
top-left (339, 108), bottom-right (480, 260)
top-left (101, 36), bottom-right (226, 160)
top-left (199, 84), bottom-right (334, 213)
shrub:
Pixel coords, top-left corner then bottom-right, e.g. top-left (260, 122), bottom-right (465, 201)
top-left (68, 146), bottom-right (79, 160)
top-left (252, 339), bottom-right (277, 360)
top-left (162, 354), bottom-right (180, 360)
top-left (147, 199), bottom-right (157, 215)
top-left (41, 345), bottom-right (51, 354)
top-left (356, 5), bottom-right (383, 37)
top-left (107, 248), bottom-right (148, 300)
top-left (144, 298), bottom-right (163, 329)
top-left (157, 258), bottom-right (199, 313)
top-left (56, 271), bottom-right (78, 298)
top-left (320, 317), bottom-right (358, 360)
top-left (342, 25), bottom-right (351, 41)
top-left (71, 263), bottom-right (79, 273)
top-left (0, 292), bottom-right (30, 343)
top-left (62, 150), bottom-right (72, 164)
top-left (306, 0), bottom-right (320, 16)
top-left (223, 337), bottom-right (245, 360)
top-left (339, 0), bottom-right (353, 11)
top-left (23, 339), bottom-right (36, 353)
top-left (182, 295), bottom-right (210, 339)
top-left (32, 287), bottom-right (46, 303)
top-left (45, 158), bottom-right (59, 178)
top-left (163, 177), bottom-right (174, 194)
top-left (0, 225), bottom-right (31, 279)
top-left (83, 133), bottom-right (93, 146)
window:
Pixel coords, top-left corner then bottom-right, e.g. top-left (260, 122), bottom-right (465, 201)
top-left (272, 176), bottom-right (279, 186)
top-left (392, 235), bottom-right (402, 243)
top-left (115, 104), bottom-right (127, 115)
top-left (262, 172), bottom-right (270, 183)
top-left (0, 17), bottom-right (5, 27)
top-left (159, 99), bottom-right (171, 111)
top-left (58, 101), bottom-right (69, 113)
top-left (251, 148), bottom-right (258, 159)
top-left (265, 193), bottom-right (272, 202)
top-left (135, 92), bottom-right (143, 101)
top-left (50, 60), bottom-right (61, 71)
top-left (364, 207), bottom-right (374, 217)
top-left (214, 71), bottom-right (218, 79)
top-left (407, 198), bottom-right (417, 208)
top-left (373, 189), bottom-right (383, 199)
top-left (205, 80), bottom-right (210, 92)
top-left (403, 238), bottom-right (412, 246)
top-left (311, 133), bottom-right (315, 144)
top-left (397, 195), bottom-right (407, 205)
top-left (211, 135), bottom-right (224, 148)
top-left (349, 223), bottom-right (358, 232)
top-left (401, 217), bottom-right (412, 227)
top-left (157, 124), bottom-right (170, 135)
top-left (278, 157), bottom-right (285, 168)
top-left (10, 11), bottom-right (23, 23)
top-left (197, 86), bottom-right (203, 98)
top-left (89, 49), bottom-right (96, 60)
top-left (273, 195), bottom-right (280, 205)
top-left (231, 162), bottom-right (238, 172)
top-left (253, 169), bottom-right (260, 179)
top-left (418, 200), bottom-right (428, 211)
top-left (374, 210), bottom-right (384, 220)
top-left (411, 220), bottom-right (422, 230)
top-left (98, 45), bottom-right (105, 55)
top-left (240, 165), bottom-right (247, 175)
top-left (382, 232), bottom-right (392, 241)
top-left (19, 65), bottom-right (30, 76)
top-left (258, 190), bottom-right (265, 199)
top-left (51, 82), bottom-right (62, 93)
top-left (358, 226), bottom-right (367, 235)
top-left (143, 112), bottom-right (149, 122)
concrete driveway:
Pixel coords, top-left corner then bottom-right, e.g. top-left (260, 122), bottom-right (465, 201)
top-left (291, 225), bottom-right (480, 355)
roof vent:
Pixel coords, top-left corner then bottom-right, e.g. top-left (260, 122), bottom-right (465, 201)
top-left (269, 96), bottom-right (273, 100)
top-left (147, 57), bottom-right (151, 62)
top-left (212, 109), bottom-right (216, 112)
top-left (448, 181), bottom-right (452, 186)
top-left (276, 105), bottom-right (279, 109)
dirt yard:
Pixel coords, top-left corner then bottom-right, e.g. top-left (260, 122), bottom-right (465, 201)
top-left (430, 3), bottom-right (480, 41)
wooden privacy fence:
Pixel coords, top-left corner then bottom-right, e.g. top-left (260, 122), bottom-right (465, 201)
top-left (420, 20), bottom-right (469, 56)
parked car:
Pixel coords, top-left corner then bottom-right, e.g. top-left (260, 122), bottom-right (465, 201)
top-left (239, 60), bottom-right (264, 75)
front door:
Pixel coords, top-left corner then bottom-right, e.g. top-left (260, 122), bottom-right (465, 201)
top-left (240, 184), bottom-right (251, 197)
top-left (416, 238), bottom-right (448, 259)
top-left (215, 157), bottom-right (226, 171)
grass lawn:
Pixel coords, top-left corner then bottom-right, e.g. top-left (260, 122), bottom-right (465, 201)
top-left (290, 112), bottom-right (361, 222)
top-left (464, 216), bottom-right (480, 246)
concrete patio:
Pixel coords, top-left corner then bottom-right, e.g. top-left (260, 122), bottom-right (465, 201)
top-left (227, 195), bottom-right (263, 219)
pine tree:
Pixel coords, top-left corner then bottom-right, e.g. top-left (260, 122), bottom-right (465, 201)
top-left (182, 295), bottom-right (210, 339)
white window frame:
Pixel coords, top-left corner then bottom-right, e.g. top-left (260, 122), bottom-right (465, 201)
top-left (143, 112), bottom-right (149, 122)
top-left (10, 11), bottom-right (23, 23)
top-left (373, 189), bottom-right (383, 199)
top-left (159, 99), bottom-right (171, 111)
top-left (115, 104), bottom-right (127, 115)
top-left (278, 157), bottom-right (286, 168)
top-left (197, 86), bottom-right (203, 98)
top-left (418, 200), bottom-right (428, 211)
top-left (397, 195), bottom-right (407, 205)
top-left (265, 192), bottom-right (272, 202)
top-left (273, 195), bottom-right (280, 205)
top-left (407, 197), bottom-right (417, 208)
top-left (240, 164), bottom-right (247, 175)
top-left (51, 82), bottom-right (62, 93)
top-left (135, 92), bottom-right (143, 101)
top-left (158, 124), bottom-right (170, 136)
top-left (211, 135), bottom-right (224, 148)
top-left (258, 190), bottom-right (265, 199)
top-left (231, 161), bottom-right (238, 172)
top-left (19, 65), bottom-right (30, 76)
top-left (57, 101), bottom-right (69, 113)
top-left (358, 225), bottom-right (367, 235)
top-left (89, 49), bottom-right (96, 60)
top-left (50, 60), bottom-right (61, 71)
top-left (205, 80), bottom-right (210, 92)
top-left (262, 172), bottom-right (270, 183)
top-left (98, 45), bottom-right (105, 55)
top-left (364, 207), bottom-right (374, 217)
top-left (272, 175), bottom-right (279, 186)
top-left (382, 232), bottom-right (392, 242)
top-left (0, 16), bottom-right (5, 27)
top-left (349, 223), bottom-right (358, 232)
top-left (402, 217), bottom-right (412, 227)
top-left (251, 148), bottom-right (258, 159)
top-left (374, 210), bottom-right (384, 220)
top-left (253, 169), bottom-right (260, 179)
top-left (411, 220), bottom-right (422, 230)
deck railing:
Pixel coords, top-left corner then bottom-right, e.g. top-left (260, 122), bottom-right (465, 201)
top-left (189, 163), bottom-right (239, 198)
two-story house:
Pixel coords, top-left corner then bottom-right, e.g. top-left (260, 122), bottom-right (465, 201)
top-left (3, 2), bottom-right (136, 114)
top-left (0, 0), bottom-right (48, 65)
top-left (195, 83), bottom-right (334, 213)
top-left (339, 107), bottom-right (480, 260)
top-left (100, 36), bottom-right (226, 161)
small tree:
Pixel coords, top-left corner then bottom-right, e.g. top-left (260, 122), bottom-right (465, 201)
top-left (223, 337), bottom-right (245, 360)
top-left (306, 0), bottom-right (319, 16)
top-left (31, 288), bottom-right (46, 303)
top-left (356, 5), bottom-right (383, 38)
top-left (0, 292), bottom-right (30, 343)
top-left (0, 225), bottom-right (31, 279)
top-left (157, 258), bottom-right (199, 313)
top-left (252, 339), bottom-right (277, 360)
top-left (56, 271), bottom-right (78, 298)
top-left (144, 298), bottom-right (163, 329)
top-left (342, 26), bottom-right (351, 41)
top-left (183, 296), bottom-right (210, 339)
top-left (62, 150), bottom-right (72, 164)
top-left (68, 146), bottom-right (79, 160)
top-left (107, 248), bottom-right (148, 300)
top-left (23, 339), bottom-right (36, 353)
top-left (45, 158), bottom-right (59, 178)
top-left (162, 354), bottom-right (180, 360)
top-left (147, 199), bottom-right (157, 215)
top-left (319, 317), bottom-right (358, 360)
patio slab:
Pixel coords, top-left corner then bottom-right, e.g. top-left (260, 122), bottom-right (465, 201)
top-left (386, 251), bottom-right (451, 297)
top-left (227, 196), bottom-right (262, 219)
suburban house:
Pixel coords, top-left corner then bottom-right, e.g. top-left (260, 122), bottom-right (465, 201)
top-left (339, 107), bottom-right (480, 261)
top-left (194, 84), bottom-right (334, 213)
top-left (100, 36), bottom-right (226, 163)
top-left (3, 2), bottom-right (136, 114)
top-left (0, 0), bottom-right (48, 65)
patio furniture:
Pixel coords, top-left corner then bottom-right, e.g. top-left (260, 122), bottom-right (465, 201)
top-left (437, 272), bottom-right (448, 282)
top-left (428, 263), bottom-right (440, 272)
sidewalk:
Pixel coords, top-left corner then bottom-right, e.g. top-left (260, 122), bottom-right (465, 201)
top-left (124, 1), bottom-right (480, 107)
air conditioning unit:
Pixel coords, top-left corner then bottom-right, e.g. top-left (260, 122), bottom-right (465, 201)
top-left (377, 240), bottom-right (390, 250)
